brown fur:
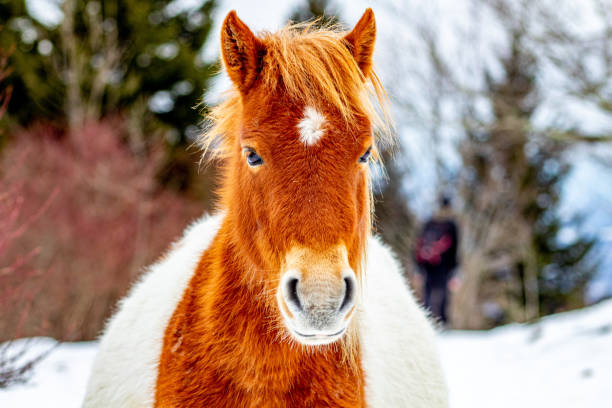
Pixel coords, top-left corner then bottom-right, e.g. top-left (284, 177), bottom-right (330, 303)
top-left (155, 9), bottom-right (392, 407)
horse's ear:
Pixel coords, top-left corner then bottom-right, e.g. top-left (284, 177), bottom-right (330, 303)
top-left (343, 8), bottom-right (376, 77)
top-left (221, 11), bottom-right (264, 93)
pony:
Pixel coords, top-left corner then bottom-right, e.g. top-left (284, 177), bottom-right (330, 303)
top-left (84, 9), bottom-right (448, 407)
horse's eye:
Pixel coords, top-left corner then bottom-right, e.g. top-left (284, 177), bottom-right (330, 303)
top-left (358, 147), bottom-right (372, 164)
top-left (244, 149), bottom-right (264, 167)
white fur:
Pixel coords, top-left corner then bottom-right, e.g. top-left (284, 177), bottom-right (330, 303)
top-left (83, 212), bottom-right (224, 408)
top-left (83, 215), bottom-right (448, 407)
top-left (360, 237), bottom-right (448, 407)
top-left (297, 106), bottom-right (326, 146)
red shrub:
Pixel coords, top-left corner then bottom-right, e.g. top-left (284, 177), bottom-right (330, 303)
top-left (0, 119), bottom-right (206, 341)
top-left (0, 153), bottom-right (58, 388)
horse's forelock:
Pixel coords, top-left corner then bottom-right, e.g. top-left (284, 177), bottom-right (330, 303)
top-left (199, 22), bottom-right (393, 162)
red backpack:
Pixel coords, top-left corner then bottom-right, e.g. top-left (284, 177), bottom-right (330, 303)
top-left (416, 222), bottom-right (453, 266)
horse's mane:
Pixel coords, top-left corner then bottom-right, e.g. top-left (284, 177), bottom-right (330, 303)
top-left (200, 21), bottom-right (394, 159)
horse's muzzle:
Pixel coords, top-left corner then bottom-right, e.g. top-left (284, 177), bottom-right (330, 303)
top-left (277, 267), bottom-right (357, 346)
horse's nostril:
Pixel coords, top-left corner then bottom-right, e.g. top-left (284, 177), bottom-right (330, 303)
top-left (339, 277), bottom-right (354, 312)
top-left (286, 277), bottom-right (302, 311)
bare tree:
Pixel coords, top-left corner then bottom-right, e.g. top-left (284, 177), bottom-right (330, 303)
top-left (515, 0), bottom-right (612, 149)
top-left (60, 0), bottom-right (123, 129)
top-left (376, 0), bottom-right (601, 327)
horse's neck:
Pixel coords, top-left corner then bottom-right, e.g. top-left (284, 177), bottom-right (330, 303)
top-left (156, 219), bottom-right (365, 405)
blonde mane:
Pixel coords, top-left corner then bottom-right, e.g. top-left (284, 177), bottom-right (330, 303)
top-left (200, 21), bottom-right (393, 159)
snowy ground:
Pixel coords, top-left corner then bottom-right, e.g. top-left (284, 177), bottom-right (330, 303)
top-left (0, 339), bottom-right (96, 407)
top-left (439, 299), bottom-right (612, 407)
top-left (1, 299), bottom-right (611, 407)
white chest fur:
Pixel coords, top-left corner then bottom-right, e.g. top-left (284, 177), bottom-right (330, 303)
top-left (83, 213), bottom-right (224, 408)
top-left (360, 237), bottom-right (448, 407)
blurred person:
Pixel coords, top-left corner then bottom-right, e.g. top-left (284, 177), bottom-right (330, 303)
top-left (415, 196), bottom-right (459, 326)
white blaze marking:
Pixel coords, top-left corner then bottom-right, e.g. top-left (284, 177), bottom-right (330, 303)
top-left (297, 106), bottom-right (326, 146)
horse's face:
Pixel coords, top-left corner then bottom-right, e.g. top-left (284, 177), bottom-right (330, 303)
top-left (239, 94), bottom-right (371, 345)
top-left (219, 10), bottom-right (377, 345)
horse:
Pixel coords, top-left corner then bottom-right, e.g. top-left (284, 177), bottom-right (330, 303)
top-left (83, 9), bottom-right (448, 407)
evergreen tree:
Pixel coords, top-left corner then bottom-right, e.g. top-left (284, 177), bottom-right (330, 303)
top-left (458, 29), bottom-right (597, 326)
top-left (0, 0), bottom-right (216, 143)
top-left (1, 0), bottom-right (218, 195)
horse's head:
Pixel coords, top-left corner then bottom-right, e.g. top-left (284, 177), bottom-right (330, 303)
top-left (207, 9), bottom-right (388, 346)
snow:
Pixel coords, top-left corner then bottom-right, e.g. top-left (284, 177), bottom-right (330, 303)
top-left (2, 299), bottom-right (611, 407)
top-left (0, 339), bottom-right (97, 407)
top-left (440, 299), bottom-right (612, 407)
